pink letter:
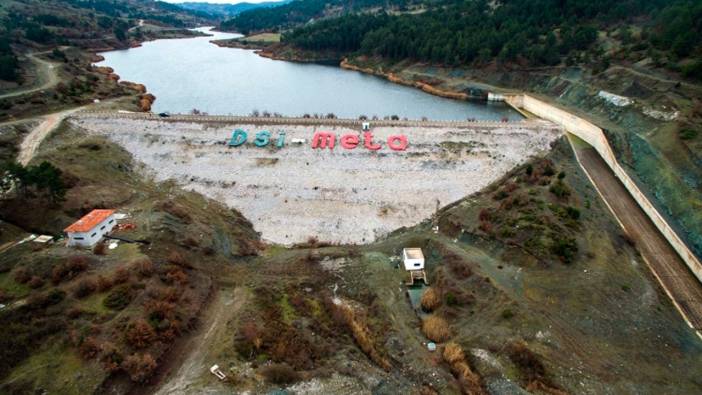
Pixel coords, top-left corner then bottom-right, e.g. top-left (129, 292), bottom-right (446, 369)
top-left (363, 132), bottom-right (381, 151)
top-left (340, 134), bottom-right (359, 149)
top-left (387, 135), bottom-right (408, 151)
top-left (311, 132), bottom-right (335, 149)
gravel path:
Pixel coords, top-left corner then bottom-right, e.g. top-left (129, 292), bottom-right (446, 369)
top-left (72, 117), bottom-right (561, 244)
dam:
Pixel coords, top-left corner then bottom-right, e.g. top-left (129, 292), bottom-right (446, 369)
top-left (71, 113), bottom-right (561, 245)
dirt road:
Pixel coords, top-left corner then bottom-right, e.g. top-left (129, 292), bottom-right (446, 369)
top-left (0, 53), bottom-right (61, 100)
top-left (154, 287), bottom-right (246, 395)
top-left (17, 107), bottom-right (84, 166)
top-left (572, 144), bottom-right (702, 333)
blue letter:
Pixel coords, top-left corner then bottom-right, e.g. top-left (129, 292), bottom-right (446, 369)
top-left (254, 130), bottom-right (271, 147)
top-left (229, 129), bottom-right (247, 146)
top-left (276, 131), bottom-right (286, 148)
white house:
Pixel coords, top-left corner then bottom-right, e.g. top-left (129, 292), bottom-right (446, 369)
top-left (64, 209), bottom-right (117, 247)
top-left (402, 248), bottom-right (427, 285)
top-left (402, 248), bottom-right (425, 270)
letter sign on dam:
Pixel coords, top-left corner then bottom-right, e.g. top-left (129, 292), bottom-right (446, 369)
top-left (227, 129), bottom-right (408, 151)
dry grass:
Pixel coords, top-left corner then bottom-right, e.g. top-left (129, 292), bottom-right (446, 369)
top-left (332, 301), bottom-right (391, 371)
top-left (442, 342), bottom-right (484, 394)
top-left (421, 287), bottom-right (441, 312)
top-left (422, 315), bottom-right (451, 343)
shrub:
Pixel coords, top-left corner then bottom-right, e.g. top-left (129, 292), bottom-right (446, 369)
top-left (131, 257), bottom-right (154, 278)
top-left (121, 353), bottom-right (157, 382)
top-left (52, 256), bottom-right (89, 284)
top-left (99, 342), bottom-right (123, 373)
top-left (27, 276), bottom-right (45, 289)
top-left (259, 363), bottom-right (300, 385)
top-left (443, 342), bottom-right (465, 365)
top-left (73, 277), bottom-right (98, 298)
top-left (79, 337), bottom-right (100, 359)
top-left (501, 309), bottom-right (515, 320)
top-left (543, 163), bottom-right (555, 177)
top-left (444, 292), bottom-right (458, 307)
top-left (93, 242), bottom-right (106, 255)
top-left (167, 251), bottom-right (189, 267)
top-left (551, 237), bottom-right (578, 264)
top-left (566, 206), bottom-right (580, 220)
top-left (13, 267), bottom-right (31, 284)
top-left (422, 315), bottom-right (451, 342)
top-left (125, 319), bottom-right (157, 349)
top-left (97, 275), bottom-right (113, 292)
top-left (549, 181), bottom-right (570, 199)
top-left (679, 128), bottom-right (698, 140)
top-left (112, 267), bottom-right (130, 284)
top-left (103, 284), bottom-right (133, 310)
top-left (421, 287), bottom-right (441, 312)
top-left (165, 268), bottom-right (188, 285)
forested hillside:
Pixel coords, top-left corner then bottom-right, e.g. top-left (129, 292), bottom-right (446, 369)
top-left (178, 0), bottom-right (291, 18)
top-left (249, 0), bottom-right (702, 79)
top-left (220, 0), bottom-right (415, 34)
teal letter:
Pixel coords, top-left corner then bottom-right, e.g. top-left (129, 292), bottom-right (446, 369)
top-left (254, 130), bottom-right (271, 147)
top-left (229, 129), bottom-right (247, 146)
top-left (276, 131), bottom-right (286, 148)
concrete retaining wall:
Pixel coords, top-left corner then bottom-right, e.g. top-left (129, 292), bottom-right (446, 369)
top-left (505, 94), bottom-right (702, 284)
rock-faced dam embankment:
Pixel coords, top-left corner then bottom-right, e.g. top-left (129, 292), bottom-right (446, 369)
top-left (71, 115), bottom-right (561, 244)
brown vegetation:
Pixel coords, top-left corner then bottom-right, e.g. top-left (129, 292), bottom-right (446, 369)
top-left (131, 257), bottom-right (154, 277)
top-left (124, 319), bottom-right (157, 349)
top-left (51, 255), bottom-right (89, 284)
top-left (121, 353), bottom-right (157, 382)
top-left (422, 315), bottom-right (451, 343)
top-left (331, 301), bottom-right (392, 371)
top-left (442, 342), bottom-right (484, 394)
top-left (421, 287), bottom-right (441, 312)
top-left (73, 277), bottom-right (98, 298)
top-left (506, 341), bottom-right (566, 394)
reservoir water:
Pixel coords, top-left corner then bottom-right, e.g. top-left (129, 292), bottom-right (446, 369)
top-left (98, 27), bottom-right (520, 120)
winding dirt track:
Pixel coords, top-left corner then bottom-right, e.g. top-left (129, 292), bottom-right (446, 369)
top-left (573, 144), bottom-right (702, 334)
top-left (0, 53), bottom-right (60, 100)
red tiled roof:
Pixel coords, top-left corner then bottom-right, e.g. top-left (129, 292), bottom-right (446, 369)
top-left (64, 209), bottom-right (115, 233)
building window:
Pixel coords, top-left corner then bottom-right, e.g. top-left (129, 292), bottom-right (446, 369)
top-left (414, 263), bottom-right (421, 267)
top-left (101, 225), bottom-right (105, 230)
top-left (91, 233), bottom-right (97, 238)
top-left (109, 219), bottom-right (114, 224)
top-left (74, 237), bottom-right (84, 240)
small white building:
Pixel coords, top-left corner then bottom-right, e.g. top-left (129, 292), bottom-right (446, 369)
top-left (403, 248), bottom-right (425, 270)
top-left (403, 248), bottom-right (428, 285)
top-left (64, 209), bottom-right (117, 247)
top-left (362, 122), bottom-right (370, 131)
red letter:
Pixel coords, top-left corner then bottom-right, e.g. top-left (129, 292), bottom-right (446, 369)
top-left (340, 134), bottom-right (359, 149)
top-left (311, 132), bottom-right (335, 149)
top-left (363, 132), bottom-right (381, 150)
top-left (387, 135), bottom-right (408, 151)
